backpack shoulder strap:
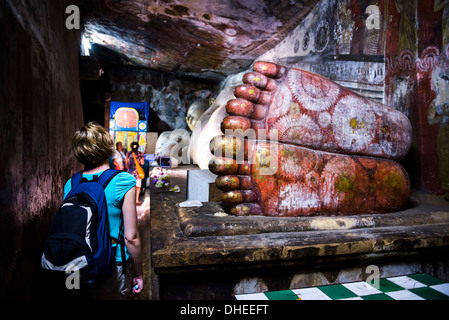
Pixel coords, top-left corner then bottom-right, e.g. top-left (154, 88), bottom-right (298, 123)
top-left (97, 169), bottom-right (121, 189)
top-left (71, 171), bottom-right (84, 188)
top-left (98, 168), bottom-right (126, 271)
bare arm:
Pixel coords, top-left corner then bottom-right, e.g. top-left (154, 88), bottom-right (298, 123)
top-left (122, 186), bottom-right (143, 294)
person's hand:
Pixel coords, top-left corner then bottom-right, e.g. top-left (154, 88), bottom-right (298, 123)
top-left (132, 275), bottom-right (144, 296)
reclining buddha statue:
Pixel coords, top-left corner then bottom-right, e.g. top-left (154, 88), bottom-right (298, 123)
top-left (208, 61), bottom-right (412, 217)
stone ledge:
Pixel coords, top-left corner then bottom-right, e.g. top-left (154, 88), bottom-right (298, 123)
top-left (153, 213), bottom-right (449, 271)
top-left (177, 197), bottom-right (449, 237)
top-left (150, 168), bottom-right (449, 272)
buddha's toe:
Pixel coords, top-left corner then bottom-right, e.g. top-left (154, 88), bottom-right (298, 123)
top-left (252, 61), bottom-right (287, 79)
top-left (215, 175), bottom-right (253, 191)
top-left (222, 190), bottom-right (257, 206)
top-left (230, 203), bottom-right (264, 216)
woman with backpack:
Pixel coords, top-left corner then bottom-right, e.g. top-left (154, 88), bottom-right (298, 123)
top-left (60, 122), bottom-right (143, 299)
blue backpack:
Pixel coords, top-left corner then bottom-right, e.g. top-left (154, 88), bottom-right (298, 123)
top-left (41, 169), bottom-right (123, 286)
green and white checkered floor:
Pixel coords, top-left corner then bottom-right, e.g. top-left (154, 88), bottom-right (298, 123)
top-left (235, 273), bottom-right (449, 300)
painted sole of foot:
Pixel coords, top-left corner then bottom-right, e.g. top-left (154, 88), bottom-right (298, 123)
top-left (209, 137), bottom-right (410, 217)
top-left (222, 61), bottom-right (412, 161)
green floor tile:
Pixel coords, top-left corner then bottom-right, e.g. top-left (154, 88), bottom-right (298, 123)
top-left (410, 287), bottom-right (449, 300)
top-left (362, 293), bottom-right (395, 300)
top-left (408, 273), bottom-right (446, 286)
top-left (318, 284), bottom-right (357, 300)
top-left (375, 278), bottom-right (404, 293)
top-left (264, 290), bottom-right (299, 300)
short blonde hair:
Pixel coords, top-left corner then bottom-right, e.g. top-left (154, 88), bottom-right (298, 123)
top-left (72, 122), bottom-right (114, 169)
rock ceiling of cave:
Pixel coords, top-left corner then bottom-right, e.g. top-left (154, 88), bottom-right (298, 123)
top-left (81, 0), bottom-right (318, 81)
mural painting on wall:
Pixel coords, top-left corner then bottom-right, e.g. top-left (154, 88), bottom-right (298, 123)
top-left (303, 0), bottom-right (385, 57)
top-left (334, 0), bottom-right (354, 54)
top-left (434, 0), bottom-right (449, 50)
top-left (428, 46), bottom-right (449, 194)
top-left (334, 0), bottom-right (385, 57)
top-left (384, 0), bottom-right (449, 195)
top-left (385, 49), bottom-right (417, 119)
top-left (384, 0), bottom-right (418, 118)
top-left (432, 1), bottom-right (449, 195)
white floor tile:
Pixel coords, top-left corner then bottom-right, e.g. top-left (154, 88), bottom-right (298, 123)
top-left (292, 287), bottom-right (332, 300)
top-left (386, 290), bottom-right (425, 300)
top-left (342, 281), bottom-right (382, 296)
top-left (235, 292), bottom-right (269, 300)
top-left (386, 276), bottom-right (426, 290)
top-left (430, 283), bottom-right (449, 296)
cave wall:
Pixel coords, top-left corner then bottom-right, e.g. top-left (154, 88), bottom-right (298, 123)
top-left (0, 0), bottom-right (84, 298)
top-left (388, 0), bottom-right (449, 195)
